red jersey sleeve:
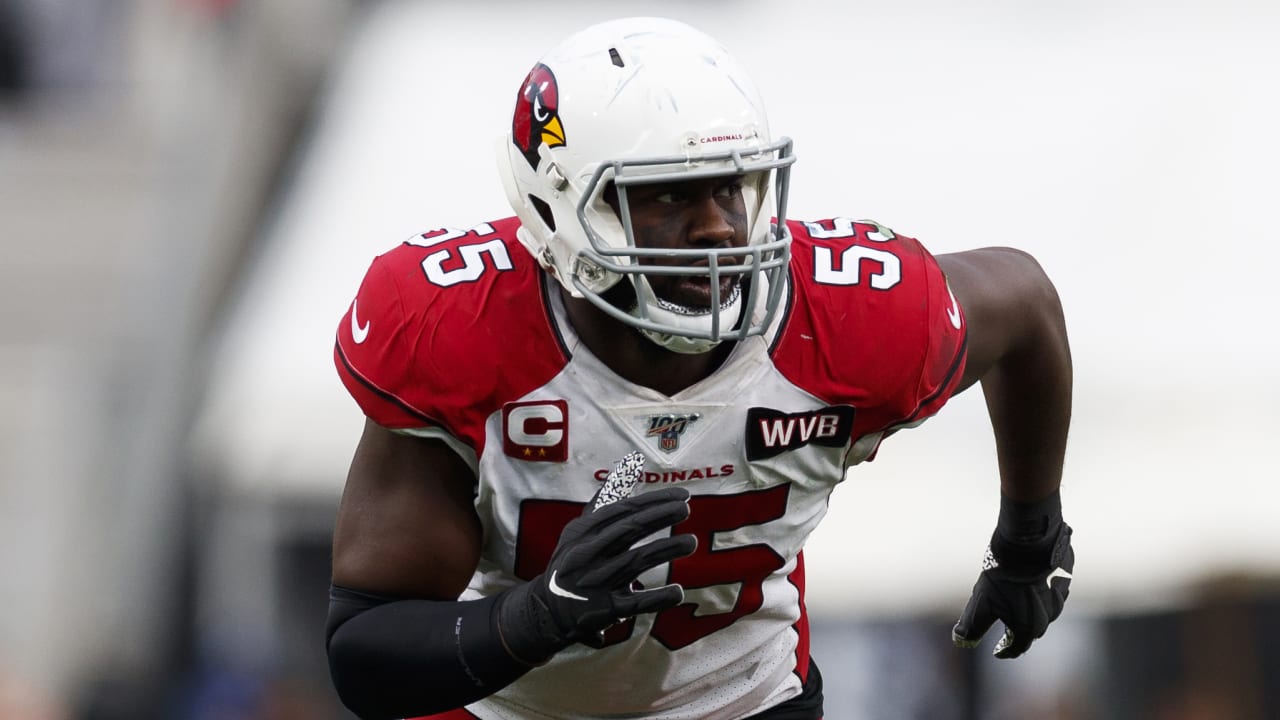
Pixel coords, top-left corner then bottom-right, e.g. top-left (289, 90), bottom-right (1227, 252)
top-left (334, 253), bottom-right (439, 430)
top-left (904, 236), bottom-right (967, 425)
top-left (772, 218), bottom-right (967, 439)
top-left (332, 219), bottom-right (570, 451)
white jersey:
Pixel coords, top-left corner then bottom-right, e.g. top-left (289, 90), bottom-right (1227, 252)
top-left (335, 216), bottom-right (967, 719)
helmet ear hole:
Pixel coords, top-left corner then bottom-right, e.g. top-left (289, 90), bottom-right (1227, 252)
top-left (529, 195), bottom-right (556, 232)
top-left (600, 182), bottom-right (620, 215)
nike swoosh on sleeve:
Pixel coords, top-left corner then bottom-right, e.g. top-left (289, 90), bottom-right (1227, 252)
top-left (945, 283), bottom-right (962, 330)
top-left (351, 298), bottom-right (370, 344)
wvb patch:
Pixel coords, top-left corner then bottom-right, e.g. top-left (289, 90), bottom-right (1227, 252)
top-left (745, 405), bottom-right (855, 460)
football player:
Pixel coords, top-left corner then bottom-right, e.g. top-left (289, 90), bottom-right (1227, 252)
top-left (325, 16), bottom-right (1074, 720)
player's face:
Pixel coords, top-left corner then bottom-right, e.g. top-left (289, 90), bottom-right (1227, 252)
top-left (608, 176), bottom-right (749, 310)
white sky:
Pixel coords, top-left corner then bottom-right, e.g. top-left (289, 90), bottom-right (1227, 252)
top-left (193, 0), bottom-right (1280, 616)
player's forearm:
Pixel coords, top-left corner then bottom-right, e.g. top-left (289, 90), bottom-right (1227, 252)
top-left (955, 287), bottom-right (1075, 657)
top-left (326, 585), bottom-right (530, 719)
top-left (980, 270), bottom-right (1072, 503)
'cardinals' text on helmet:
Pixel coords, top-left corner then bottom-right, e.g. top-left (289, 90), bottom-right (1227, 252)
top-left (497, 17), bottom-right (795, 354)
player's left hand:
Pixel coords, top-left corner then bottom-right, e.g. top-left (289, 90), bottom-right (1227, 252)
top-left (952, 521), bottom-right (1074, 658)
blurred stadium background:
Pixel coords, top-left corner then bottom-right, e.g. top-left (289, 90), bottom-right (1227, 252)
top-left (2, 0), bottom-right (1277, 718)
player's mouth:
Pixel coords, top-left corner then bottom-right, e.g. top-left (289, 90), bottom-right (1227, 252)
top-left (655, 275), bottom-right (742, 314)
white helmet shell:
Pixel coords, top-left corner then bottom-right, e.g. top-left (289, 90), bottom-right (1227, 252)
top-left (497, 17), bottom-right (795, 353)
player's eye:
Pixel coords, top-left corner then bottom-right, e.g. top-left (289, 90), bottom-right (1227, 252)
top-left (713, 181), bottom-right (742, 199)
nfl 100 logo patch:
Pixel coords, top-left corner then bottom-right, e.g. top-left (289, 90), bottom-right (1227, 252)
top-left (643, 412), bottom-right (701, 453)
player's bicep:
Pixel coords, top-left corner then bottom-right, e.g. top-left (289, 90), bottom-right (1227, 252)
top-left (938, 247), bottom-right (1066, 393)
top-left (332, 418), bottom-right (481, 600)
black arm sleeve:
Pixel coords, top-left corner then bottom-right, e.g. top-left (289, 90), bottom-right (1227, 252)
top-left (326, 584), bottom-right (532, 719)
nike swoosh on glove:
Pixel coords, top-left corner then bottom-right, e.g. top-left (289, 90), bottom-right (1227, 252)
top-left (496, 453), bottom-right (697, 665)
top-left (952, 522), bottom-right (1074, 658)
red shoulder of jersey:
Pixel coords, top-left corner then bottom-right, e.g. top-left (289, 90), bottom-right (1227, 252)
top-left (333, 218), bottom-right (569, 451)
top-left (771, 218), bottom-right (967, 435)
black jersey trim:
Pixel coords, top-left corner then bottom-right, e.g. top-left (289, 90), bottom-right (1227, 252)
top-left (334, 338), bottom-right (440, 428)
top-left (766, 263), bottom-right (799, 356)
top-left (538, 270), bottom-right (574, 361)
top-left (902, 329), bottom-right (968, 426)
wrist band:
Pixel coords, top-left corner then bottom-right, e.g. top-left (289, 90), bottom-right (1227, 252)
top-left (996, 488), bottom-right (1062, 545)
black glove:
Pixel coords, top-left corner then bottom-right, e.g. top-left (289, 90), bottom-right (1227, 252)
top-left (496, 484), bottom-right (697, 665)
top-left (952, 492), bottom-right (1074, 659)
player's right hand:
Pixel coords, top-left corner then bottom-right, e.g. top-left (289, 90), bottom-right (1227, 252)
top-left (496, 485), bottom-right (697, 664)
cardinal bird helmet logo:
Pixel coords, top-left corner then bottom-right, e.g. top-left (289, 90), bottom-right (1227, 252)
top-left (512, 63), bottom-right (566, 170)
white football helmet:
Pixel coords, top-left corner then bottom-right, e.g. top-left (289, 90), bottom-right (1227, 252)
top-left (497, 17), bottom-right (795, 354)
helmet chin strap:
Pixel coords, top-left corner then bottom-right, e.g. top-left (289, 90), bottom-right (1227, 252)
top-left (631, 278), bottom-right (745, 355)
top-left (637, 327), bottom-right (723, 355)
